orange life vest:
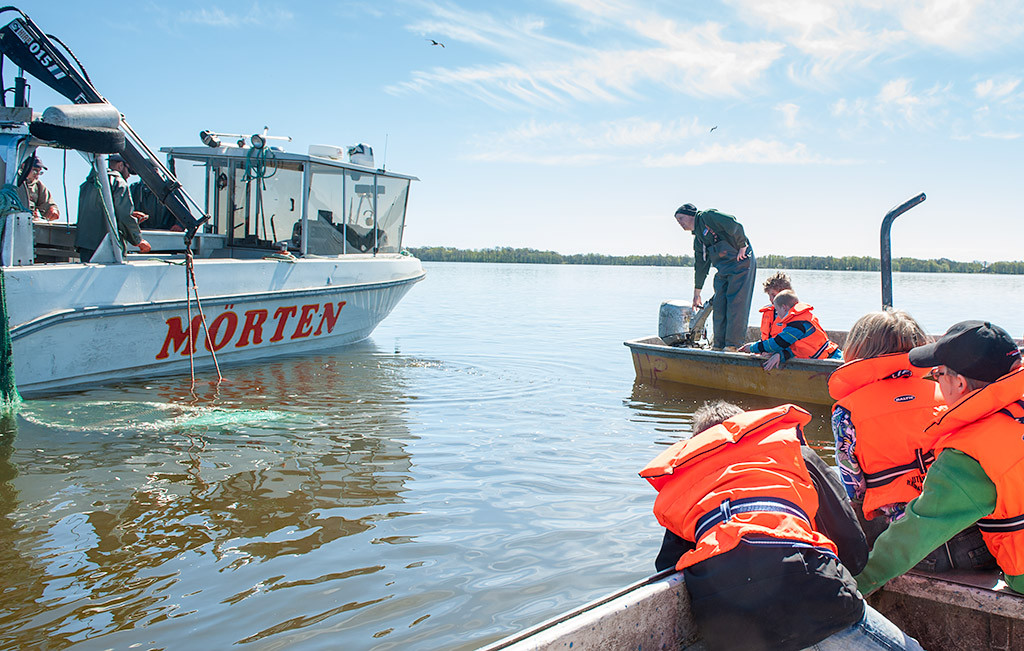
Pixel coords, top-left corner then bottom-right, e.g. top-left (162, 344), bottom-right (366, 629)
top-left (929, 367), bottom-right (1024, 575)
top-left (777, 302), bottom-right (839, 359)
top-left (829, 353), bottom-right (945, 519)
top-left (639, 404), bottom-right (837, 571)
top-left (759, 305), bottom-right (784, 340)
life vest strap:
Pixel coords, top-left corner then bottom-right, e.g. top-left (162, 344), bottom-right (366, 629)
top-left (863, 448), bottom-right (935, 489)
top-left (694, 496), bottom-right (811, 542)
top-left (812, 340), bottom-right (833, 359)
top-left (978, 514), bottom-right (1024, 533)
top-left (997, 400), bottom-right (1024, 424)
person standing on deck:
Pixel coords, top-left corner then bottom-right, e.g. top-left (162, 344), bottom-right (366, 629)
top-left (673, 203), bottom-right (755, 351)
top-left (17, 156), bottom-right (59, 221)
top-left (76, 154), bottom-right (151, 262)
top-left (857, 320), bottom-right (1024, 596)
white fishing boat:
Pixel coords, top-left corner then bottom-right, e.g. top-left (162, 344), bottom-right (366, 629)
top-left (0, 8), bottom-right (424, 395)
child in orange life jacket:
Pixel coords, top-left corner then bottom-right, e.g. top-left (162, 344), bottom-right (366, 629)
top-left (759, 271), bottom-right (792, 340)
top-left (739, 289), bottom-right (842, 370)
top-left (642, 401), bottom-right (923, 651)
top-left (829, 310), bottom-right (995, 571)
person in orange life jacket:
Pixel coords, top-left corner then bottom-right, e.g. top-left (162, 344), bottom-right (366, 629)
top-left (829, 310), bottom-right (996, 571)
top-left (739, 290), bottom-right (842, 370)
top-left (759, 271), bottom-right (793, 340)
top-left (673, 203), bottom-right (755, 351)
top-left (857, 321), bottom-right (1024, 596)
top-left (643, 400), bottom-right (923, 651)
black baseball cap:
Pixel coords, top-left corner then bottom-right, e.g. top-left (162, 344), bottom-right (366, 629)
top-left (675, 203), bottom-right (698, 217)
top-left (908, 320), bottom-right (1021, 382)
top-left (32, 157), bottom-right (45, 170)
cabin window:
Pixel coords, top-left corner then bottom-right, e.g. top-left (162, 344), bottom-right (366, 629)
top-left (305, 165), bottom-right (406, 255)
top-left (229, 160), bottom-right (303, 247)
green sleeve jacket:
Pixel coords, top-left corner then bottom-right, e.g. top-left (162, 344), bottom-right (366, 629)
top-left (692, 208), bottom-right (749, 289)
top-left (855, 449), bottom-right (1024, 595)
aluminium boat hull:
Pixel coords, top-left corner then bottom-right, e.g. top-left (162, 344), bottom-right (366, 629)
top-left (625, 335), bottom-right (841, 405)
top-left (479, 569), bottom-right (1024, 651)
top-left (6, 254), bottom-right (424, 395)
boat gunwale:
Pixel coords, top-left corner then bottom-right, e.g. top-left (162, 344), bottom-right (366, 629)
top-left (624, 335), bottom-right (843, 372)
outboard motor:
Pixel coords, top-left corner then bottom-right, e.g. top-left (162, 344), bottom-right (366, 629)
top-left (659, 300), bottom-right (694, 346)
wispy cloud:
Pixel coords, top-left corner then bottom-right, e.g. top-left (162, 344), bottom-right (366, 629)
top-left (832, 78), bottom-right (950, 130)
top-left (389, 2), bottom-right (784, 107)
top-left (466, 117), bottom-right (707, 164)
top-left (777, 102), bottom-right (801, 131)
top-left (178, 2), bottom-right (292, 27)
top-left (975, 77), bottom-right (1021, 100)
top-left (643, 139), bottom-right (849, 166)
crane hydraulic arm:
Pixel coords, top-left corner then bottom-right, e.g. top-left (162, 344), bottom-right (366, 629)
top-left (0, 8), bottom-right (208, 237)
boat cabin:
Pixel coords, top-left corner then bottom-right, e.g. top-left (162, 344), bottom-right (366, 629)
top-left (160, 141), bottom-right (417, 259)
top-left (1, 108), bottom-right (416, 265)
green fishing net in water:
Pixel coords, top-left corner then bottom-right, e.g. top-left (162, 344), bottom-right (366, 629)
top-left (0, 269), bottom-right (20, 413)
top-left (0, 185), bottom-right (24, 413)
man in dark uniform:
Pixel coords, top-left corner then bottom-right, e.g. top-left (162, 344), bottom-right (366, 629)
top-left (130, 178), bottom-right (177, 230)
top-left (75, 154), bottom-right (150, 262)
top-left (674, 203), bottom-right (756, 350)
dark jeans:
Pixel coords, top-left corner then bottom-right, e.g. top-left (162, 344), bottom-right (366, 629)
top-left (76, 247), bottom-right (95, 263)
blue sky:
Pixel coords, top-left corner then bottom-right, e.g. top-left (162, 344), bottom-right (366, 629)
top-left (15, 1), bottom-right (1024, 261)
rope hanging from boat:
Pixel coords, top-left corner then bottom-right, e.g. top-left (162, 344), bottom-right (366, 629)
top-left (184, 248), bottom-right (223, 388)
top-left (0, 185), bottom-right (26, 413)
top-left (242, 146), bottom-right (277, 243)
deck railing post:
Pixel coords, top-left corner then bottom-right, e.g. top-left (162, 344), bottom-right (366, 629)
top-left (880, 193), bottom-right (926, 309)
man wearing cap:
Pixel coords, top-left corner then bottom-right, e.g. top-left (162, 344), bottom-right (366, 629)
top-left (673, 203), bottom-right (755, 351)
top-left (856, 320), bottom-right (1024, 595)
top-left (17, 157), bottom-right (59, 221)
top-left (75, 154), bottom-right (150, 262)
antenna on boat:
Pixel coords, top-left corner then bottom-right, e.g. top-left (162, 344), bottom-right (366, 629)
top-left (382, 133), bottom-right (388, 171)
top-left (880, 193), bottom-right (926, 310)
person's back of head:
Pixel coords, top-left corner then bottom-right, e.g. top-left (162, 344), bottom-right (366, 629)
top-left (762, 272), bottom-right (792, 298)
top-left (692, 400), bottom-right (744, 434)
top-left (844, 309), bottom-right (929, 361)
top-left (772, 289), bottom-right (799, 311)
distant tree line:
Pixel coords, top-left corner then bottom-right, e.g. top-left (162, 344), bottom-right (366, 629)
top-left (407, 246), bottom-right (1024, 275)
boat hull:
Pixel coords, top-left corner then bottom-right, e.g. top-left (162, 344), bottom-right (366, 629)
top-left (625, 335), bottom-right (840, 405)
top-left (481, 569), bottom-right (1024, 651)
top-left (6, 255), bottom-right (424, 395)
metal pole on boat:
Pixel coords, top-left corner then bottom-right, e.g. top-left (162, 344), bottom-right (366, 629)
top-left (880, 193), bottom-right (925, 309)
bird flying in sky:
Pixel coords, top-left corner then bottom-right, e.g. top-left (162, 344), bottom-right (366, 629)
top-left (709, 126), bottom-right (718, 133)
top-left (427, 39), bottom-right (445, 48)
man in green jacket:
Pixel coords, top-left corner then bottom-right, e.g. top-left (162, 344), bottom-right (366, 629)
top-left (673, 203), bottom-right (755, 350)
top-left (856, 320), bottom-right (1024, 595)
top-left (75, 154), bottom-right (151, 262)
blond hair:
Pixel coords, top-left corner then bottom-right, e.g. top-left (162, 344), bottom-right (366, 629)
top-left (692, 400), bottom-right (744, 434)
top-left (843, 309), bottom-right (930, 361)
top-left (773, 289), bottom-right (799, 311)
top-left (762, 271), bottom-right (792, 295)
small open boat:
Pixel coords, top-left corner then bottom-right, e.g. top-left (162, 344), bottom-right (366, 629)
top-left (625, 327), bottom-right (845, 406)
top-left (479, 568), bottom-right (1024, 650)
top-left (625, 195), bottom-right (929, 404)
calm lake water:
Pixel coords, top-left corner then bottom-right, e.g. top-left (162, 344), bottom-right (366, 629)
top-left (1, 262), bottom-right (1021, 650)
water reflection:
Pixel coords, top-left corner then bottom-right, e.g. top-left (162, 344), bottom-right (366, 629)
top-left (0, 345), bottom-right (417, 649)
top-left (627, 380), bottom-right (836, 454)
